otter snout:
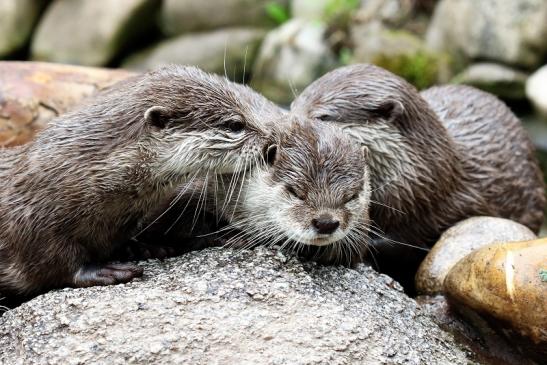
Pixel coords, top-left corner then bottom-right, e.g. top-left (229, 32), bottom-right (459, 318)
top-left (312, 214), bottom-right (340, 234)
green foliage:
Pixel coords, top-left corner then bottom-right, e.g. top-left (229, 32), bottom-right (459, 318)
top-left (373, 51), bottom-right (440, 90)
top-left (540, 269), bottom-right (547, 282)
top-left (265, 2), bottom-right (290, 25)
top-left (339, 47), bottom-right (353, 65)
top-left (323, 0), bottom-right (360, 27)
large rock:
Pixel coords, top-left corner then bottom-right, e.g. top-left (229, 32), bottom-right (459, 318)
top-left (31, 0), bottom-right (160, 66)
top-left (526, 65), bottom-right (547, 119)
top-left (416, 217), bottom-right (536, 295)
top-left (251, 19), bottom-right (337, 105)
top-left (444, 239), bottom-right (547, 362)
top-left (0, 0), bottom-right (46, 57)
top-left (427, 0), bottom-right (547, 69)
top-left (453, 63), bottom-right (529, 100)
top-left (350, 23), bottom-right (450, 89)
top-left (160, 0), bottom-right (288, 36)
top-left (0, 62), bottom-right (134, 147)
top-left (123, 28), bottom-right (265, 81)
top-left (0, 248), bottom-right (479, 364)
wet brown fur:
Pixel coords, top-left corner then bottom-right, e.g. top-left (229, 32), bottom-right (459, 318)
top-left (291, 64), bottom-right (545, 249)
top-left (0, 65), bottom-right (283, 296)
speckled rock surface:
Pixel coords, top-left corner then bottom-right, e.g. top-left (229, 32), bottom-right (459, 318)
top-left (0, 248), bottom-right (479, 364)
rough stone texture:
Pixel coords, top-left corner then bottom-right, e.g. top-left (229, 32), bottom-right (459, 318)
top-left (416, 217), bottom-right (536, 295)
top-left (453, 63), bottom-right (529, 100)
top-left (0, 0), bottom-right (46, 57)
top-left (0, 248), bottom-right (479, 364)
top-left (251, 19), bottom-right (337, 104)
top-left (445, 239), bottom-right (547, 362)
top-left (123, 28), bottom-right (265, 82)
top-left (31, 0), bottom-right (159, 66)
top-left (426, 0), bottom-right (547, 69)
top-left (526, 65), bottom-right (547, 119)
top-left (0, 62), bottom-right (134, 147)
top-left (160, 0), bottom-right (288, 36)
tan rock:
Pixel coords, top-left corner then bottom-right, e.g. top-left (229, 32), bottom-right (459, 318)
top-left (415, 217), bottom-right (536, 295)
top-left (444, 238), bottom-right (547, 347)
top-left (0, 61), bottom-right (134, 147)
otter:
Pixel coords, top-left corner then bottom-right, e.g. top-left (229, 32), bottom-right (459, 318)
top-left (0, 65), bottom-right (284, 296)
top-left (290, 64), bottom-right (545, 282)
top-left (162, 118), bottom-right (372, 265)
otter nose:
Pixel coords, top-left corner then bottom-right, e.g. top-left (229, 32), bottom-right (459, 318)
top-left (312, 215), bottom-right (340, 234)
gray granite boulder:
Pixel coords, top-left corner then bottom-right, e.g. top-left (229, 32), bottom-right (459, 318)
top-left (427, 0), bottom-right (547, 68)
top-left (0, 0), bottom-right (46, 57)
top-left (123, 28), bottom-right (265, 81)
top-left (453, 63), bottom-right (529, 100)
top-left (31, 0), bottom-right (159, 66)
top-left (160, 0), bottom-right (289, 36)
top-left (251, 19), bottom-right (337, 104)
top-left (0, 248), bottom-right (478, 364)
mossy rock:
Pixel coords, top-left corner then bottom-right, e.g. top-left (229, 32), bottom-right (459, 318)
top-left (351, 26), bottom-right (453, 90)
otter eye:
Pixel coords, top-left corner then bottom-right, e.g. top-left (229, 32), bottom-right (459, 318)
top-left (225, 119), bottom-right (245, 133)
top-left (346, 192), bottom-right (360, 203)
top-left (316, 114), bottom-right (331, 122)
top-left (286, 186), bottom-right (304, 200)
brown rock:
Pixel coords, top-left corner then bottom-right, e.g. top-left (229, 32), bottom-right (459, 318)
top-left (444, 238), bottom-right (547, 359)
top-left (0, 61), bottom-right (134, 147)
top-left (416, 217), bottom-right (536, 295)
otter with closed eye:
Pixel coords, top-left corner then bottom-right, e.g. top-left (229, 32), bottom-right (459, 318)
top-left (290, 64), bottom-right (545, 280)
top-left (0, 65), bottom-right (284, 296)
top-left (200, 118), bottom-right (372, 264)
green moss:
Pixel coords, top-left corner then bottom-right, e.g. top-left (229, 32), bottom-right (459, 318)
top-left (372, 51), bottom-right (441, 90)
top-left (323, 0), bottom-right (360, 26)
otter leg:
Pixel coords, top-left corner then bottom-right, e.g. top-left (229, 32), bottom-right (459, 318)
top-left (72, 263), bottom-right (143, 288)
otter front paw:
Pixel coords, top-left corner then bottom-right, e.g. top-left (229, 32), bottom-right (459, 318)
top-left (72, 263), bottom-right (143, 288)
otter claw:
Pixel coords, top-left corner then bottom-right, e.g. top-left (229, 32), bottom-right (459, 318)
top-left (73, 263), bottom-right (143, 288)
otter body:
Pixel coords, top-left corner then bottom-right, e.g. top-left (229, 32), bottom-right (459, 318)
top-left (291, 64), bottom-right (545, 249)
top-left (0, 65), bottom-right (283, 296)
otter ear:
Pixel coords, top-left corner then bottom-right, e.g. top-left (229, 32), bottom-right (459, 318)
top-left (144, 106), bottom-right (171, 129)
top-left (373, 100), bottom-right (404, 123)
top-left (264, 144), bottom-right (278, 166)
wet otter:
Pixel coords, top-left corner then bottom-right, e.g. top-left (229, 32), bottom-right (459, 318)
top-left (0, 65), bottom-right (284, 296)
top-left (170, 118), bottom-right (372, 264)
top-left (291, 64), bottom-right (545, 276)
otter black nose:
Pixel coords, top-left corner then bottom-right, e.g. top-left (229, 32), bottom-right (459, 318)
top-left (312, 216), bottom-right (340, 234)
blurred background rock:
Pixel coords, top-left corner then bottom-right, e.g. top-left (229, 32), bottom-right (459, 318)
top-left (1, 0), bottom-right (547, 182)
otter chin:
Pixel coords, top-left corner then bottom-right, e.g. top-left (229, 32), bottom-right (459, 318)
top-left (212, 118), bottom-right (372, 264)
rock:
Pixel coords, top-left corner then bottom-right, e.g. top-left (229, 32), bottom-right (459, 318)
top-left (31, 0), bottom-right (160, 66)
top-left (453, 63), bottom-right (528, 100)
top-left (0, 61), bottom-right (134, 147)
top-left (351, 23), bottom-right (450, 89)
top-left (251, 19), bottom-right (337, 105)
top-left (426, 0), bottom-right (547, 69)
top-left (526, 65), bottom-right (547, 119)
top-left (0, 248), bottom-right (479, 364)
top-left (353, 0), bottom-right (413, 27)
top-left (444, 238), bottom-right (547, 362)
top-left (123, 28), bottom-right (265, 82)
top-left (0, 0), bottom-right (46, 57)
top-left (160, 0), bottom-right (288, 36)
top-left (416, 217), bottom-right (536, 295)
top-left (291, 0), bottom-right (330, 20)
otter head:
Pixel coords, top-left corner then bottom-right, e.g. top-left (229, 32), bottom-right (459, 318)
top-left (134, 65), bottom-right (285, 180)
top-left (290, 64), bottom-right (414, 128)
top-left (233, 119), bottom-right (370, 259)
